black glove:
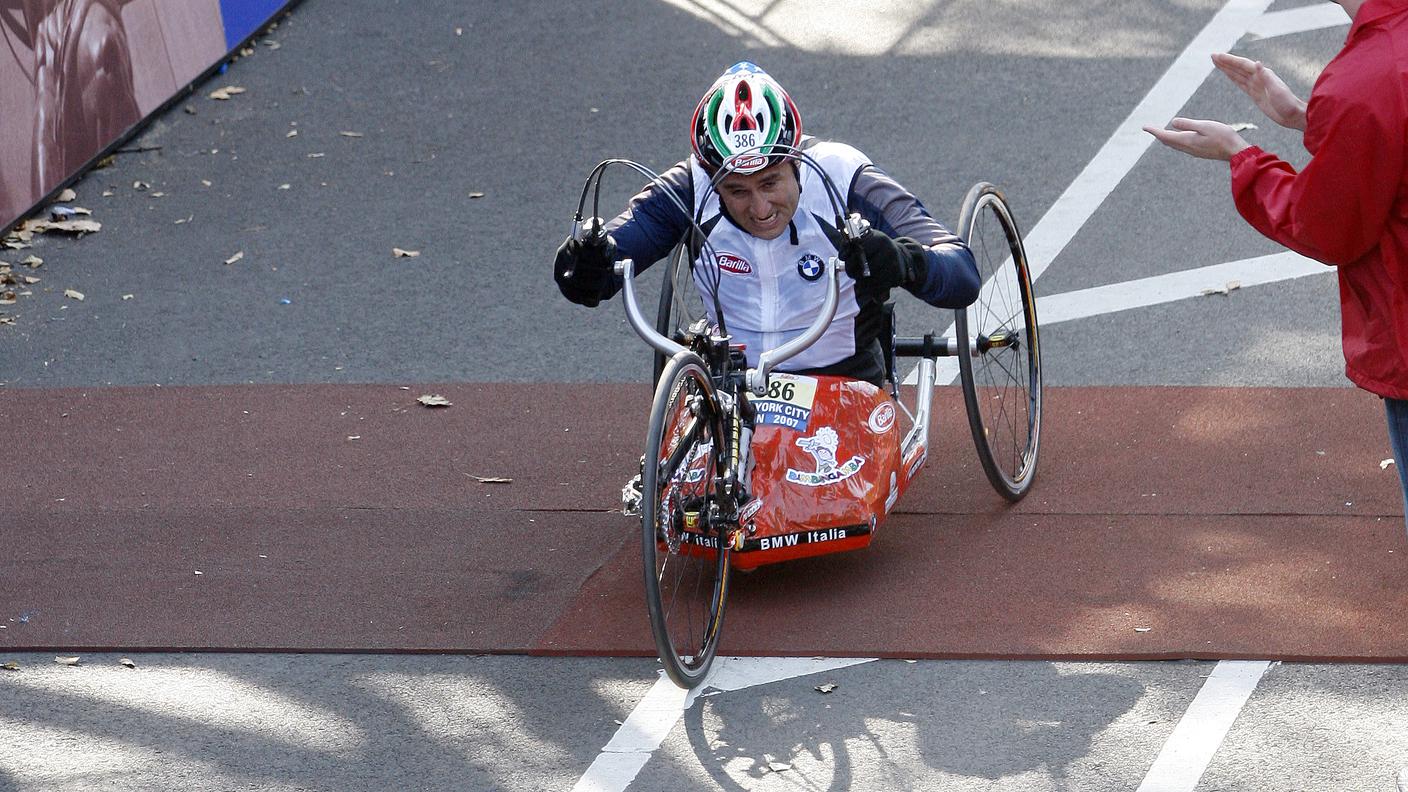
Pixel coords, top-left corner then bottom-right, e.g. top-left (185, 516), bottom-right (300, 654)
top-left (840, 228), bottom-right (923, 294)
top-left (553, 232), bottom-right (617, 307)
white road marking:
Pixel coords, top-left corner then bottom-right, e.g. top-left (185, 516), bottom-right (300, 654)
top-left (1023, 0), bottom-right (1276, 285)
top-left (573, 656), bottom-right (875, 791)
top-left (907, 0), bottom-right (1293, 388)
top-left (913, 250), bottom-right (1330, 387)
top-left (1136, 660), bottom-right (1272, 792)
top-left (1036, 251), bottom-right (1329, 325)
top-left (1246, 2), bottom-right (1348, 39)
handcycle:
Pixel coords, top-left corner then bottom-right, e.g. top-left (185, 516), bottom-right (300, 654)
top-left (570, 147), bottom-right (1042, 689)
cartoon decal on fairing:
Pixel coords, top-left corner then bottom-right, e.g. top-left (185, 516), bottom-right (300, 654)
top-left (786, 427), bottom-right (865, 486)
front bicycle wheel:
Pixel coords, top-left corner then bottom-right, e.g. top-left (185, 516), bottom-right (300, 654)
top-left (642, 350), bottom-right (730, 688)
top-left (954, 182), bottom-right (1042, 501)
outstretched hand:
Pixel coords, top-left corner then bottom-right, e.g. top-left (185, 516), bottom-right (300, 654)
top-left (1212, 52), bottom-right (1307, 131)
top-left (1143, 117), bottom-right (1252, 161)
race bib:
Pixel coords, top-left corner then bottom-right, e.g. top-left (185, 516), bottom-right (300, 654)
top-left (746, 373), bottom-right (817, 432)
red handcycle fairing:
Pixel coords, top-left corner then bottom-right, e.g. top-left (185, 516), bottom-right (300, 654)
top-left (663, 373), bottom-right (920, 570)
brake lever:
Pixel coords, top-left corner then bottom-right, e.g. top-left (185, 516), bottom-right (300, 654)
top-left (572, 215), bottom-right (607, 244)
top-left (567, 215), bottom-right (610, 280)
top-left (843, 213), bottom-right (871, 278)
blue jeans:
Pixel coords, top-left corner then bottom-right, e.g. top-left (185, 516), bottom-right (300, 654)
top-left (1385, 398), bottom-right (1408, 530)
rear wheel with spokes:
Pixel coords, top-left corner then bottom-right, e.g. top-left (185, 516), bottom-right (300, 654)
top-left (954, 182), bottom-right (1042, 501)
top-left (642, 350), bottom-right (730, 688)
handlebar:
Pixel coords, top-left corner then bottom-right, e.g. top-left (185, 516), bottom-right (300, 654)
top-left (614, 255), bottom-right (843, 397)
top-left (616, 259), bottom-right (687, 360)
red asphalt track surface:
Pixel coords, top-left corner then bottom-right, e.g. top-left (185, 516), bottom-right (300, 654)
top-left (4, 384), bottom-right (1407, 661)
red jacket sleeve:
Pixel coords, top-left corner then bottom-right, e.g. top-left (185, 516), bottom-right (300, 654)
top-left (1229, 86), bottom-right (1403, 267)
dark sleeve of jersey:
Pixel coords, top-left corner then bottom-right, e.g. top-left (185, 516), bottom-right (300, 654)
top-left (599, 162), bottom-right (694, 294)
top-left (848, 166), bottom-right (980, 308)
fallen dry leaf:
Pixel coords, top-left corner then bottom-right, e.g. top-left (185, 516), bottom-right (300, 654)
top-left (208, 85), bottom-right (246, 100)
top-left (0, 662), bottom-right (18, 671)
top-left (54, 655), bottom-right (80, 666)
top-left (118, 658), bottom-right (136, 668)
top-left (122, 294), bottom-right (134, 300)
top-left (417, 394), bottom-right (452, 407)
top-left (393, 248), bottom-right (420, 258)
top-left (815, 683), bottom-right (837, 694)
top-left (339, 131), bottom-right (364, 138)
top-left (286, 129), bottom-right (298, 138)
top-left (23, 275), bottom-right (39, 284)
top-left (224, 251), bottom-right (245, 266)
top-left (466, 474), bottom-right (512, 484)
top-left (0, 316), bottom-right (14, 326)
top-left (133, 180), bottom-right (150, 191)
top-left (27, 218), bottom-right (101, 235)
top-left (63, 289), bottom-right (84, 301)
top-left (56, 188), bottom-right (76, 202)
top-left (20, 255), bottom-right (41, 267)
top-left (1200, 281), bottom-right (1241, 297)
top-left (468, 191), bottom-right (485, 199)
top-left (307, 152), bottom-right (325, 159)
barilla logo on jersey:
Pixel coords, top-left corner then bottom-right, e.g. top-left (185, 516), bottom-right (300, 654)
top-left (867, 402), bottom-right (896, 434)
top-left (717, 253), bottom-right (753, 274)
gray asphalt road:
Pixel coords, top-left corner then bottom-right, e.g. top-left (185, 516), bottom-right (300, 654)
top-left (4, 0), bottom-right (1402, 790)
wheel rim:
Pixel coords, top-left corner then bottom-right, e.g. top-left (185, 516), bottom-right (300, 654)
top-left (644, 358), bottom-right (728, 683)
top-left (962, 192), bottom-right (1041, 494)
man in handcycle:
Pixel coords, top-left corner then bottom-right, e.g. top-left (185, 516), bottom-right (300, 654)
top-left (554, 62), bottom-right (982, 557)
top-left (555, 61), bottom-right (979, 385)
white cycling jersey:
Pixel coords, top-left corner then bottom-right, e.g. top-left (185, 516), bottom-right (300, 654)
top-left (686, 140), bottom-right (870, 371)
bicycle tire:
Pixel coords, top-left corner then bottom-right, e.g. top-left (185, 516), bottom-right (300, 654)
top-left (954, 182), bottom-right (1042, 501)
top-left (642, 350), bottom-right (730, 688)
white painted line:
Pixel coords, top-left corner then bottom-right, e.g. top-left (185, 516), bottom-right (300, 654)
top-left (903, 0), bottom-right (1278, 390)
top-left (699, 655), bottom-right (876, 694)
top-left (1037, 251), bottom-right (1329, 325)
top-left (905, 250), bottom-right (1329, 386)
top-left (1247, 2), bottom-right (1348, 39)
top-left (1024, 0), bottom-right (1277, 284)
top-left (573, 656), bottom-right (876, 791)
top-left (1135, 660), bottom-right (1271, 792)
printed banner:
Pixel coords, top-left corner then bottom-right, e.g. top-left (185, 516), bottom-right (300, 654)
top-left (0, 0), bottom-right (294, 231)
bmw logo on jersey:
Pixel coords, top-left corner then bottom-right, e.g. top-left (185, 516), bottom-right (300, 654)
top-left (797, 253), bottom-right (825, 281)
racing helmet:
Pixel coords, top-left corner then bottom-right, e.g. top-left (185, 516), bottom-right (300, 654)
top-left (690, 62), bottom-right (802, 175)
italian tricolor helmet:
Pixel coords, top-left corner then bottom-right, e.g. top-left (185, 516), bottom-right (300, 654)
top-left (690, 62), bottom-right (802, 175)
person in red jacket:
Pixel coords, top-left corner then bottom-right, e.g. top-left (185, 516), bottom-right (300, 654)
top-left (1144, 0), bottom-right (1408, 522)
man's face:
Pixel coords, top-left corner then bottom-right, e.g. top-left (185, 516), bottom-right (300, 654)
top-left (717, 161), bottom-right (800, 240)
